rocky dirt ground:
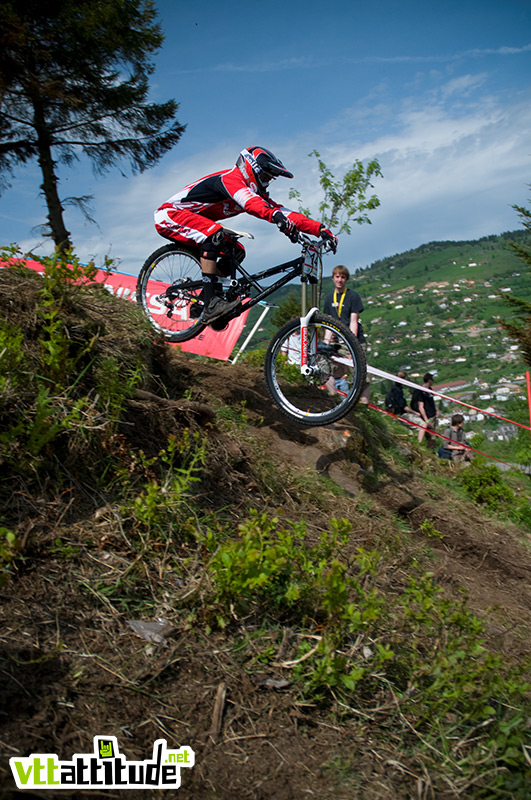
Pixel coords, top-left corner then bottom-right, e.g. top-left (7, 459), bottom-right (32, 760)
top-left (1, 331), bottom-right (531, 799)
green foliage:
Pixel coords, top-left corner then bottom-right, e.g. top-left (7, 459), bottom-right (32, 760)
top-left (418, 519), bottom-right (443, 539)
top-left (509, 189), bottom-right (531, 270)
top-left (269, 292), bottom-right (301, 328)
top-left (240, 347), bottom-right (266, 368)
top-left (0, 526), bottom-right (19, 586)
top-left (124, 431), bottom-right (206, 533)
top-left (192, 505), bottom-right (531, 794)
top-left (204, 515), bottom-right (365, 626)
top-left (289, 150), bottom-right (382, 234)
top-left (498, 194), bottom-right (531, 368)
top-left (94, 356), bottom-right (142, 421)
top-left (50, 538), bottom-right (81, 559)
top-left (0, 318), bottom-right (24, 394)
top-left (215, 400), bottom-right (249, 428)
top-left (459, 457), bottom-right (514, 508)
top-left (457, 457), bottom-right (531, 532)
top-left (0, 250), bottom-right (145, 500)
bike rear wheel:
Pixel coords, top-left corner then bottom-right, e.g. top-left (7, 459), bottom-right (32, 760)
top-left (264, 314), bottom-right (366, 426)
top-left (136, 244), bottom-right (206, 342)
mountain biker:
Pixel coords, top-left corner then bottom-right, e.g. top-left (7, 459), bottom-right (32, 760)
top-left (154, 146), bottom-right (338, 324)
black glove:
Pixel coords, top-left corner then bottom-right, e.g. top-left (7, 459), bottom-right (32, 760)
top-left (320, 226), bottom-right (338, 253)
top-left (273, 210), bottom-right (299, 243)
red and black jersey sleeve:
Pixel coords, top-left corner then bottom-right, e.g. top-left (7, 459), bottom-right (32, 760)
top-left (220, 167), bottom-right (322, 236)
top-left (164, 165), bottom-right (322, 236)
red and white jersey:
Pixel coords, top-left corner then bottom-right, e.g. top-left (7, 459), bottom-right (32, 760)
top-left (157, 164), bottom-right (322, 237)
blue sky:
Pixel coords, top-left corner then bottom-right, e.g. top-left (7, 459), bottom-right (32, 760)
top-left (1, 0), bottom-right (530, 276)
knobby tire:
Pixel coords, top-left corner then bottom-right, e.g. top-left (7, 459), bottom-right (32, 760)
top-left (264, 314), bottom-right (366, 426)
top-left (136, 244), bottom-right (206, 343)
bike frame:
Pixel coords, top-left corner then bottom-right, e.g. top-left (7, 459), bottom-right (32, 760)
top-left (228, 255), bottom-right (304, 314)
top-left (234, 235), bottom-right (325, 376)
top-left (234, 236), bottom-right (325, 376)
top-left (164, 231), bottom-right (327, 374)
top-left (298, 236), bottom-right (323, 376)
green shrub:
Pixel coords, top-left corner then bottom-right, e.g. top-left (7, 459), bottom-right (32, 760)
top-left (459, 457), bottom-right (513, 509)
top-left (0, 527), bottom-right (19, 586)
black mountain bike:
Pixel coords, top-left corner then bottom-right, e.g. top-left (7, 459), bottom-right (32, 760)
top-left (136, 228), bottom-right (366, 426)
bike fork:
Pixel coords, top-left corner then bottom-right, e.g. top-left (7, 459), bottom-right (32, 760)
top-left (299, 307), bottom-right (320, 376)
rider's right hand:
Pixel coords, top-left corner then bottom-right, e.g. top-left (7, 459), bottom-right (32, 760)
top-left (272, 210), bottom-right (299, 243)
top-left (319, 226), bottom-right (338, 253)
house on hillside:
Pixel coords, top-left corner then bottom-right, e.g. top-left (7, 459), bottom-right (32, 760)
top-left (433, 379), bottom-right (472, 393)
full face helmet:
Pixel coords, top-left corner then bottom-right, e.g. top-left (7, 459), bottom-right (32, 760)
top-left (236, 146), bottom-right (294, 191)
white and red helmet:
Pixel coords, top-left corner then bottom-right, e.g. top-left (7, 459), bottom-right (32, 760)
top-left (237, 146), bottom-right (294, 191)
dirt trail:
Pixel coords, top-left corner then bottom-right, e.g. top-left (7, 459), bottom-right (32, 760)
top-left (1, 350), bottom-right (531, 799)
top-left (196, 358), bottom-right (531, 654)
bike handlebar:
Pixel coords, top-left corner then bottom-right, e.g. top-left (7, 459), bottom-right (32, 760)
top-left (296, 231), bottom-right (336, 254)
top-left (223, 222), bottom-right (336, 254)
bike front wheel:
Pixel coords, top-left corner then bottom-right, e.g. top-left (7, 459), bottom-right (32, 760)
top-left (264, 314), bottom-right (366, 426)
top-left (136, 244), bottom-right (206, 342)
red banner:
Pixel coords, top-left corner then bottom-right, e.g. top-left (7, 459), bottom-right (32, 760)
top-left (4, 259), bottom-right (249, 362)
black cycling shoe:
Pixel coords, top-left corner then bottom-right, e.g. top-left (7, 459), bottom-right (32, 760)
top-left (200, 296), bottom-right (240, 324)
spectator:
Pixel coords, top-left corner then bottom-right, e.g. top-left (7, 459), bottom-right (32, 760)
top-left (410, 372), bottom-right (439, 446)
top-left (387, 370), bottom-right (427, 437)
top-left (385, 370), bottom-right (419, 416)
top-left (439, 414), bottom-right (472, 462)
top-left (323, 265), bottom-right (370, 403)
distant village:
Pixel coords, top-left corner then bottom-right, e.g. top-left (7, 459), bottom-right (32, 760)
top-left (356, 262), bottom-right (527, 442)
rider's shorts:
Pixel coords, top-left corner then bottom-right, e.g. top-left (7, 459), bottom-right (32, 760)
top-left (154, 204), bottom-right (245, 263)
top-left (155, 204), bottom-right (221, 246)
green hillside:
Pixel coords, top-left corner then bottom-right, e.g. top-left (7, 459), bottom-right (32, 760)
top-left (351, 230), bottom-right (531, 385)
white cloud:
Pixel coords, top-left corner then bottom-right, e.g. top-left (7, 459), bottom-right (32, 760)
top-left (440, 73), bottom-right (489, 98)
top-left (4, 80), bottom-right (530, 279)
top-left (69, 90), bottom-right (530, 275)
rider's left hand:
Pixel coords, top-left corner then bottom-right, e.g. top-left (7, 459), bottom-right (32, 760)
top-left (320, 226), bottom-right (338, 253)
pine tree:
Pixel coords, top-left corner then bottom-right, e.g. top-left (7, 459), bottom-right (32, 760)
top-left (499, 194), bottom-right (531, 368)
top-left (0, 0), bottom-right (185, 251)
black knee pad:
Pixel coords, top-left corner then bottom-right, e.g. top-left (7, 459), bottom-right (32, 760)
top-left (201, 230), bottom-right (224, 261)
top-left (201, 243), bottom-right (221, 260)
